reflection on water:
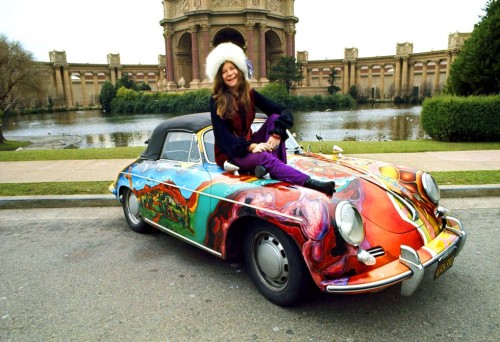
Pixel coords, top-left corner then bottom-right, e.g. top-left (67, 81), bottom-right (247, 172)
top-left (293, 104), bottom-right (427, 142)
top-left (2, 111), bottom-right (175, 149)
top-left (1, 104), bottom-right (427, 149)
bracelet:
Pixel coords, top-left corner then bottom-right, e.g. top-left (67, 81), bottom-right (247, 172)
top-left (271, 133), bottom-right (281, 139)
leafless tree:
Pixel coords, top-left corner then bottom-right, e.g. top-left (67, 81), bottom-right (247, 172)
top-left (0, 34), bottom-right (45, 113)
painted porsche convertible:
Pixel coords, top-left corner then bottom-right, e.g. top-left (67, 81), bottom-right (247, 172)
top-left (110, 112), bottom-right (466, 306)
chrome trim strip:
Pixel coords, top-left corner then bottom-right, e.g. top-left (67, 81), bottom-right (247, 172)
top-left (387, 190), bottom-right (419, 221)
top-left (145, 218), bottom-right (222, 258)
top-left (120, 172), bottom-right (304, 223)
top-left (326, 219), bottom-right (466, 294)
top-left (325, 271), bottom-right (413, 293)
top-left (367, 246), bottom-right (385, 257)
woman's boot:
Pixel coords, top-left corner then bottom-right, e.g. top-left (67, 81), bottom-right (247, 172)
top-left (303, 178), bottom-right (336, 196)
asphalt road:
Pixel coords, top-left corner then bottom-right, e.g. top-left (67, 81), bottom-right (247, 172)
top-left (1, 198), bottom-right (499, 341)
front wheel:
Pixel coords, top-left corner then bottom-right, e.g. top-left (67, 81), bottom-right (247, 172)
top-left (243, 224), bottom-right (311, 306)
top-left (122, 188), bottom-right (150, 233)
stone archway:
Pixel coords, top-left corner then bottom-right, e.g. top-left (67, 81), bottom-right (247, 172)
top-left (265, 30), bottom-right (283, 77)
top-left (213, 28), bottom-right (246, 49)
top-left (176, 32), bottom-right (193, 87)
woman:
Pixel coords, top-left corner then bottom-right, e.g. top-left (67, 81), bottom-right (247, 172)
top-left (206, 42), bottom-right (335, 196)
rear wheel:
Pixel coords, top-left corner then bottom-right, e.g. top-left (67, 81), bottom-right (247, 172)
top-left (122, 188), bottom-right (150, 233)
top-left (243, 224), bottom-right (311, 306)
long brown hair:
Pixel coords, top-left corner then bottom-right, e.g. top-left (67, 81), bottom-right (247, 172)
top-left (212, 61), bottom-right (252, 119)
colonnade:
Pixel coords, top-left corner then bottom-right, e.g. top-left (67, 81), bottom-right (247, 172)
top-left (298, 38), bottom-right (465, 99)
top-left (43, 51), bottom-right (165, 108)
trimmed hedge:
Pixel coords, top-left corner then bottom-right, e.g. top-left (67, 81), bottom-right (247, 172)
top-left (421, 95), bottom-right (500, 142)
top-left (109, 83), bottom-right (355, 115)
top-left (260, 83), bottom-right (356, 111)
top-left (111, 88), bottom-right (212, 114)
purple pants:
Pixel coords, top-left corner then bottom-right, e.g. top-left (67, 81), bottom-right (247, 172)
top-left (232, 114), bottom-right (309, 185)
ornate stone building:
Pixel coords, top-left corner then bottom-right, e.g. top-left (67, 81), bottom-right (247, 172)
top-left (159, 0), bottom-right (298, 90)
top-left (298, 32), bottom-right (471, 99)
top-left (32, 1), bottom-right (470, 108)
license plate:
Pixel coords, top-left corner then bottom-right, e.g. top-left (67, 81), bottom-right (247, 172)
top-left (434, 247), bottom-right (457, 279)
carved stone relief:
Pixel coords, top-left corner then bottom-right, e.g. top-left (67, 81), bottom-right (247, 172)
top-left (396, 42), bottom-right (413, 56)
top-left (175, 0), bottom-right (190, 15)
top-left (266, 0), bottom-right (281, 12)
top-left (212, 0), bottom-right (244, 8)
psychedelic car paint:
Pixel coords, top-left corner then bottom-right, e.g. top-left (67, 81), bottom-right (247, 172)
top-left (110, 113), bottom-right (466, 305)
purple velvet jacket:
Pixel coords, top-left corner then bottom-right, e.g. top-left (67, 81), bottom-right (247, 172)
top-left (210, 89), bottom-right (293, 167)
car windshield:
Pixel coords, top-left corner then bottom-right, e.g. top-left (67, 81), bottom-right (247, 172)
top-left (202, 121), bottom-right (302, 164)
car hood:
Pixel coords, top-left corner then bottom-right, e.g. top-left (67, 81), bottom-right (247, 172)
top-left (287, 152), bottom-right (434, 234)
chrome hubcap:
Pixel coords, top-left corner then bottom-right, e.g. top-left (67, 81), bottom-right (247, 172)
top-left (254, 232), bottom-right (289, 290)
top-left (126, 191), bottom-right (141, 225)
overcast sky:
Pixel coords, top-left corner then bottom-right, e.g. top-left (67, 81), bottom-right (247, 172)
top-left (0, 0), bottom-right (487, 64)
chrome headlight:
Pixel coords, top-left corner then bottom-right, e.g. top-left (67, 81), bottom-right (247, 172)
top-left (422, 172), bottom-right (440, 204)
top-left (334, 201), bottom-right (365, 246)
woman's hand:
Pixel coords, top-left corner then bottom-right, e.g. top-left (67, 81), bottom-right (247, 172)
top-left (266, 134), bottom-right (281, 151)
top-left (251, 142), bottom-right (273, 153)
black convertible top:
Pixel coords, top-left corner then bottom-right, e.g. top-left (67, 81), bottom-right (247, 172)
top-left (140, 112), bottom-right (268, 160)
top-left (141, 112), bottom-right (212, 160)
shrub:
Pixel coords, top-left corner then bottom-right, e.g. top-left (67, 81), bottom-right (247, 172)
top-left (259, 83), bottom-right (289, 105)
top-left (421, 95), bottom-right (500, 141)
top-left (98, 81), bottom-right (116, 113)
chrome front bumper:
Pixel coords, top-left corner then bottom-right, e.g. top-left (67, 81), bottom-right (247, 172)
top-left (325, 216), bottom-right (467, 295)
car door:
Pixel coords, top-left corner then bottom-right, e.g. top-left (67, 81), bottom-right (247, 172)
top-left (144, 130), bottom-right (213, 245)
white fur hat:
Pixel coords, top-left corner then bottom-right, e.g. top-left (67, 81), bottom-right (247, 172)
top-left (205, 42), bottom-right (252, 82)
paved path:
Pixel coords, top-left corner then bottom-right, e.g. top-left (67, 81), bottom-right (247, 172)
top-left (354, 150), bottom-right (500, 172)
top-left (0, 159), bottom-right (135, 183)
top-left (1, 150), bottom-right (499, 184)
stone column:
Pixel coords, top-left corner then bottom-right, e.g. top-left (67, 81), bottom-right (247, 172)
top-left (164, 28), bottom-right (177, 89)
top-left (80, 72), bottom-right (88, 106)
top-left (259, 25), bottom-right (267, 82)
top-left (190, 26), bottom-right (200, 87)
top-left (355, 65), bottom-right (361, 89)
top-left (394, 57), bottom-right (401, 97)
top-left (433, 60), bottom-right (441, 95)
top-left (54, 66), bottom-right (64, 101)
top-left (349, 62), bottom-right (356, 91)
top-left (246, 22), bottom-right (255, 65)
top-left (401, 56), bottom-right (409, 97)
top-left (342, 62), bottom-right (349, 94)
top-left (93, 72), bottom-right (99, 105)
top-left (446, 52), bottom-right (452, 79)
top-left (304, 67), bottom-right (310, 87)
top-left (408, 61), bottom-right (415, 97)
top-left (421, 61), bottom-right (428, 97)
top-left (285, 25), bottom-right (294, 57)
top-left (379, 65), bottom-right (385, 99)
top-left (201, 24), bottom-right (210, 83)
top-left (62, 67), bottom-right (73, 107)
top-left (367, 65), bottom-right (373, 99)
top-left (110, 68), bottom-right (116, 84)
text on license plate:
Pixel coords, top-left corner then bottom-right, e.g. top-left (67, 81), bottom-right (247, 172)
top-left (434, 247), bottom-right (457, 279)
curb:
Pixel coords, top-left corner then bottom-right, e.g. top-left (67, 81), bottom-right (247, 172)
top-left (0, 185), bottom-right (499, 209)
top-left (0, 194), bottom-right (119, 209)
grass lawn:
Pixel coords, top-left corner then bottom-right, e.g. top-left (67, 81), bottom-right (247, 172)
top-left (0, 139), bottom-right (498, 195)
top-left (0, 170), bottom-right (498, 196)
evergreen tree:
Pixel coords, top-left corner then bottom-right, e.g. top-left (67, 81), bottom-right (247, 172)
top-left (99, 81), bottom-right (116, 113)
top-left (268, 56), bottom-right (304, 94)
top-left (447, 0), bottom-right (500, 95)
top-left (115, 74), bottom-right (138, 91)
top-left (327, 68), bottom-right (341, 94)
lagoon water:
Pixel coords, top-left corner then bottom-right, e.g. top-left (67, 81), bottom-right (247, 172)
top-left (2, 104), bottom-right (426, 149)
